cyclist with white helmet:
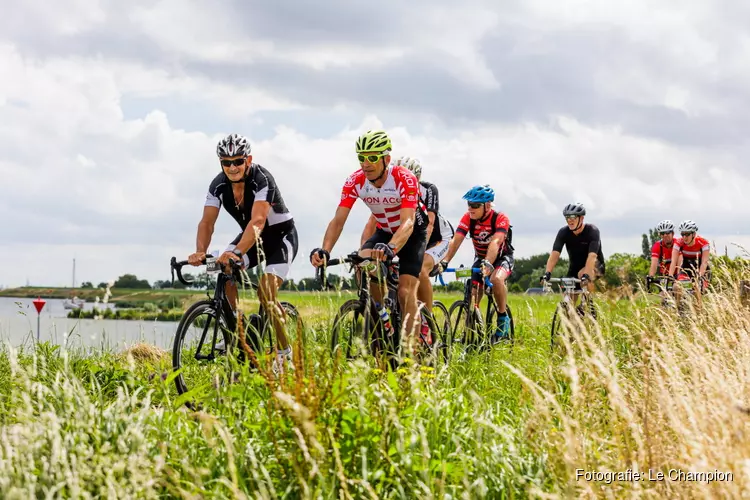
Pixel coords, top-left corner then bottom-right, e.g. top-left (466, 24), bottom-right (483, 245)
top-left (361, 156), bottom-right (455, 342)
top-left (668, 220), bottom-right (711, 292)
top-left (648, 220), bottom-right (677, 278)
top-left (440, 184), bottom-right (515, 341)
top-left (541, 203), bottom-right (605, 295)
top-left (310, 130), bottom-right (428, 345)
top-left (188, 133), bottom-right (298, 370)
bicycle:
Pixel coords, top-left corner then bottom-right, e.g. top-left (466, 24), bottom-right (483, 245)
top-left (439, 264), bottom-right (515, 354)
top-left (645, 275), bottom-right (676, 308)
top-left (543, 277), bottom-right (596, 350)
top-left (169, 256), bottom-right (303, 402)
top-left (317, 252), bottom-right (447, 367)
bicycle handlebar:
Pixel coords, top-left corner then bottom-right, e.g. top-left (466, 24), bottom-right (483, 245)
top-left (170, 256), bottom-right (242, 287)
top-left (439, 267), bottom-right (493, 289)
top-left (314, 251), bottom-right (396, 290)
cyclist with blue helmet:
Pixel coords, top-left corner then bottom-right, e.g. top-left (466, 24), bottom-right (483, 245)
top-left (440, 184), bottom-right (515, 341)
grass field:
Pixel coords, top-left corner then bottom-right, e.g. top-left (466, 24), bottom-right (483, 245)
top-left (1, 268), bottom-right (749, 498)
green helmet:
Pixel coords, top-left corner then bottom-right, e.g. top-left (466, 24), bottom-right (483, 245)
top-left (355, 130), bottom-right (392, 153)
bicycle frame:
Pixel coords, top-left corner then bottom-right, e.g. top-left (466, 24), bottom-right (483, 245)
top-left (439, 266), bottom-right (494, 319)
top-left (171, 255), bottom-right (265, 361)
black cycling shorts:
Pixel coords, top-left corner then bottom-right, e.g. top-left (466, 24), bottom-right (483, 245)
top-left (362, 227), bottom-right (427, 278)
top-left (227, 224), bottom-right (299, 279)
top-left (472, 254), bottom-right (514, 283)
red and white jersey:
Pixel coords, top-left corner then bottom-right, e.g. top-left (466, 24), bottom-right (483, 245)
top-left (339, 165), bottom-right (424, 234)
top-left (674, 235), bottom-right (710, 261)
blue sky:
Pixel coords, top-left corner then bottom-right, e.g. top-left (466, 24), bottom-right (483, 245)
top-left (1, 0), bottom-right (749, 288)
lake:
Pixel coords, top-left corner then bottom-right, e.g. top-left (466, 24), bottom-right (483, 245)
top-left (0, 296), bottom-right (179, 352)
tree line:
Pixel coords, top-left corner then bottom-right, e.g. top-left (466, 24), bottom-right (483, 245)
top-left (77, 228), bottom-right (746, 292)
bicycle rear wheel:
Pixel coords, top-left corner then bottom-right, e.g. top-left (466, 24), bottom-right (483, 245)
top-left (449, 300), bottom-right (484, 351)
top-left (258, 301), bottom-right (305, 355)
top-left (172, 300), bottom-right (234, 400)
top-left (430, 300), bottom-right (452, 363)
top-left (486, 303), bottom-right (515, 344)
top-left (330, 299), bottom-right (371, 361)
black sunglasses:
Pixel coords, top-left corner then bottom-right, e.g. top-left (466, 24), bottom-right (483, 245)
top-left (220, 157), bottom-right (246, 167)
top-left (681, 232), bottom-right (695, 237)
top-left (467, 202), bottom-right (483, 209)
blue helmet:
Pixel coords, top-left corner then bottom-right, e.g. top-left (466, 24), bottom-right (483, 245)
top-left (463, 184), bottom-right (495, 203)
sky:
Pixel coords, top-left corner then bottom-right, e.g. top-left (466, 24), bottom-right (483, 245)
top-left (1, 0), bottom-right (749, 288)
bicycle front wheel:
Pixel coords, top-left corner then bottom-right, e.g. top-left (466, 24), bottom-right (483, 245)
top-left (330, 299), bottom-right (370, 361)
top-left (172, 300), bottom-right (234, 400)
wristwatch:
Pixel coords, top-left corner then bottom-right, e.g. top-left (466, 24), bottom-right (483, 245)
top-left (387, 242), bottom-right (397, 252)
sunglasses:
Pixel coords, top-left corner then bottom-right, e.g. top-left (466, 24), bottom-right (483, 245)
top-left (681, 232), bottom-right (695, 237)
top-left (358, 153), bottom-right (388, 163)
top-left (564, 215), bottom-right (579, 220)
top-left (467, 202), bottom-right (483, 209)
top-left (220, 157), bottom-right (246, 168)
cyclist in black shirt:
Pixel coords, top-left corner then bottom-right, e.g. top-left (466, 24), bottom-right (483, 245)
top-left (187, 133), bottom-right (298, 371)
top-left (541, 203), bottom-right (605, 295)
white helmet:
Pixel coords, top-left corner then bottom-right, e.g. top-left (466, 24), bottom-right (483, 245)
top-left (678, 219), bottom-right (699, 234)
top-left (393, 156), bottom-right (422, 180)
top-left (216, 133), bottom-right (251, 158)
top-left (656, 220), bottom-right (674, 233)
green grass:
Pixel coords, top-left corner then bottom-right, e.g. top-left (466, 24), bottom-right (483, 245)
top-left (1, 267), bottom-right (749, 498)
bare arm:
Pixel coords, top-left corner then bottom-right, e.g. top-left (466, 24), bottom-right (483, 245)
top-left (322, 206), bottom-right (351, 253)
top-left (361, 214), bottom-right (378, 246)
top-left (233, 201), bottom-right (271, 254)
top-left (544, 251), bottom-right (561, 274)
top-left (583, 252), bottom-right (598, 275)
top-left (649, 257), bottom-right (659, 277)
top-left (699, 249), bottom-right (710, 276)
top-left (484, 232), bottom-right (507, 265)
top-left (668, 247), bottom-right (679, 276)
top-left (388, 207), bottom-right (416, 252)
top-left (196, 206), bottom-right (220, 253)
top-left (442, 232), bottom-right (466, 263)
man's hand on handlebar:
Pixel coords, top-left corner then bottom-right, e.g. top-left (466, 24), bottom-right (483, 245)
top-left (188, 252), bottom-right (206, 266)
top-left (370, 243), bottom-right (395, 262)
top-left (540, 271), bottom-right (551, 285)
top-left (310, 248), bottom-right (330, 268)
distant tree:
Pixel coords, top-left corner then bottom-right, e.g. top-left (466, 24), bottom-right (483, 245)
top-left (80, 281), bottom-right (94, 289)
top-left (97, 282), bottom-right (108, 289)
top-left (114, 274), bottom-right (151, 289)
top-left (641, 227), bottom-right (659, 259)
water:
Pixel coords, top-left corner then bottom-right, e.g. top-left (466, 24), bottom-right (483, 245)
top-left (0, 297), bottom-right (179, 352)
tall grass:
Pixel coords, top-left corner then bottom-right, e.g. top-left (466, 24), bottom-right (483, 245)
top-left (1, 262), bottom-right (749, 498)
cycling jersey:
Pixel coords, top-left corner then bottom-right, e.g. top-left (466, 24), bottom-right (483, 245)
top-left (204, 163), bottom-right (296, 278)
top-left (456, 210), bottom-right (512, 259)
top-left (651, 240), bottom-right (674, 275)
top-left (419, 180), bottom-right (453, 244)
top-left (339, 165), bottom-right (427, 234)
top-left (674, 235), bottom-right (710, 268)
top-left (205, 163), bottom-right (294, 232)
top-left (552, 224), bottom-right (605, 277)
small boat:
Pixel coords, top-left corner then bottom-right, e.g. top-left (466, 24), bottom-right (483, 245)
top-left (63, 296), bottom-right (86, 309)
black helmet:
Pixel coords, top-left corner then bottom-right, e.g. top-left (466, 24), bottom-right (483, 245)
top-left (562, 203), bottom-right (586, 216)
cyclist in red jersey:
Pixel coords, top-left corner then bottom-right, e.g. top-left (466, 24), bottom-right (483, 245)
top-left (668, 220), bottom-right (711, 294)
top-left (440, 185), bottom-right (514, 341)
top-left (648, 220), bottom-right (677, 278)
top-left (310, 130), bottom-right (428, 346)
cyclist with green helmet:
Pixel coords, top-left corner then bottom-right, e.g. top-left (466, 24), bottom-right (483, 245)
top-left (310, 130), bottom-right (429, 345)
top-left (360, 155), bottom-right (454, 343)
top-left (440, 184), bottom-right (515, 341)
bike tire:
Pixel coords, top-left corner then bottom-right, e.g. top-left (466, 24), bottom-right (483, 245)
top-left (550, 302), bottom-right (568, 350)
top-left (431, 300), bottom-right (452, 362)
top-left (486, 302), bottom-right (515, 344)
top-left (330, 299), bottom-right (370, 361)
top-left (172, 300), bottom-right (233, 398)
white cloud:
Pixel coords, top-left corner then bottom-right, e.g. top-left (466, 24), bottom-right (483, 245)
top-left (1, 1), bottom-right (749, 289)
